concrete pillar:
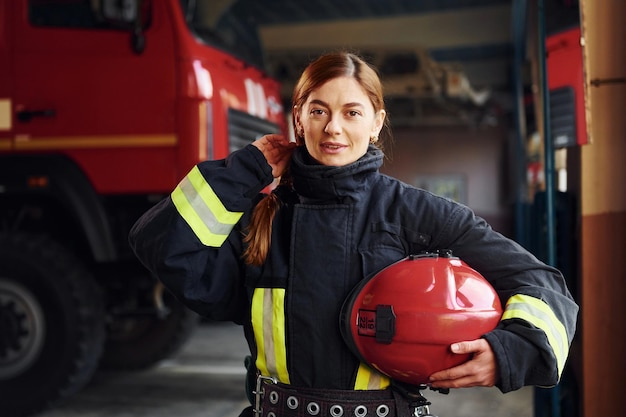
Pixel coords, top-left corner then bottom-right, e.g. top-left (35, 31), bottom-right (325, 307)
top-left (579, 1), bottom-right (626, 415)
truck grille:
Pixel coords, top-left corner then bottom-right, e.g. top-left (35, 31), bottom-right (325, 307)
top-left (228, 108), bottom-right (281, 154)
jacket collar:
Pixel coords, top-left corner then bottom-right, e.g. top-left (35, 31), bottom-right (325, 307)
top-left (290, 145), bottom-right (384, 203)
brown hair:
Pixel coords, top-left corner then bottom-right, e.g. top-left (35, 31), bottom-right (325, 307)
top-left (243, 52), bottom-right (389, 266)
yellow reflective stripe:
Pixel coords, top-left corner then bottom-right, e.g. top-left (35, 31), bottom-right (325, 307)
top-left (354, 363), bottom-right (390, 390)
top-left (251, 289), bottom-right (268, 376)
top-left (171, 166), bottom-right (243, 247)
top-left (0, 99), bottom-right (11, 130)
top-left (14, 134), bottom-right (177, 149)
top-left (251, 288), bottom-right (290, 384)
top-left (502, 294), bottom-right (569, 377)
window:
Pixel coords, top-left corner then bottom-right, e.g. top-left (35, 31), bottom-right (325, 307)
top-left (178, 0), bottom-right (266, 70)
top-left (29, 0), bottom-right (151, 30)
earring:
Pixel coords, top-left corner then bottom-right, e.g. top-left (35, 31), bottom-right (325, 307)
top-left (370, 135), bottom-right (379, 144)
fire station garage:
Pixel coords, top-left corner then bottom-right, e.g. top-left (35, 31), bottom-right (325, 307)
top-left (0, 1), bottom-right (624, 417)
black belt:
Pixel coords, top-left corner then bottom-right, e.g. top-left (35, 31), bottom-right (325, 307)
top-left (253, 376), bottom-right (435, 417)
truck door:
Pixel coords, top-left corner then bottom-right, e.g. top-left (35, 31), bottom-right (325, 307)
top-left (12, 0), bottom-right (178, 193)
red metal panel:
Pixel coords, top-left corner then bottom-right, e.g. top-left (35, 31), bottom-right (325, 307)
top-left (546, 27), bottom-right (589, 146)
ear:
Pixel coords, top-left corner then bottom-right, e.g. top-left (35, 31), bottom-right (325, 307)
top-left (293, 108), bottom-right (305, 145)
top-left (371, 109), bottom-right (386, 137)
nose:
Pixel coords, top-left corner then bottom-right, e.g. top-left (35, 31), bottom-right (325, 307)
top-left (324, 117), bottom-right (341, 135)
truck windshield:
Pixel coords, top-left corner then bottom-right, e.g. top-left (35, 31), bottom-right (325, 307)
top-left (178, 0), bottom-right (266, 71)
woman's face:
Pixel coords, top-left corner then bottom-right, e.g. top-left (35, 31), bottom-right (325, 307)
top-left (296, 76), bottom-right (385, 166)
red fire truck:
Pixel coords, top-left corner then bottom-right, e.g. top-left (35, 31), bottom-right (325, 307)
top-left (0, 1), bottom-right (285, 415)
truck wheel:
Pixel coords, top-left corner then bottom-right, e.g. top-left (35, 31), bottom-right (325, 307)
top-left (0, 233), bottom-right (105, 417)
top-left (100, 286), bottom-right (199, 370)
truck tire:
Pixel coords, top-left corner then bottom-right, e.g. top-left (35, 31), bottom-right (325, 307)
top-left (100, 287), bottom-right (199, 370)
top-left (0, 232), bottom-right (105, 417)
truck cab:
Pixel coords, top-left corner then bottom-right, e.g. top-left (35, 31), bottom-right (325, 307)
top-left (0, 1), bottom-right (285, 415)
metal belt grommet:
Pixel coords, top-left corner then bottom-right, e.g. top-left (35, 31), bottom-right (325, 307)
top-left (376, 404), bottom-right (390, 417)
top-left (269, 390), bottom-right (279, 404)
top-left (307, 401), bottom-right (321, 415)
top-left (267, 413), bottom-right (276, 417)
top-left (287, 396), bottom-right (299, 410)
top-left (354, 405), bottom-right (368, 417)
top-left (330, 404), bottom-right (344, 417)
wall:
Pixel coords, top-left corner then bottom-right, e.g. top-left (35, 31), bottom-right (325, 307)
top-left (381, 124), bottom-right (514, 237)
top-left (579, 1), bottom-right (626, 415)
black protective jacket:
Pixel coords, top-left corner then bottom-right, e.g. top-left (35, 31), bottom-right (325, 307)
top-left (129, 144), bottom-right (578, 394)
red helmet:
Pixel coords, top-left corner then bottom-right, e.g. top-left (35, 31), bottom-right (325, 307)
top-left (341, 251), bottom-right (503, 385)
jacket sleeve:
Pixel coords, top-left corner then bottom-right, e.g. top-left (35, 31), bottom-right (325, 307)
top-left (128, 145), bottom-right (274, 322)
top-left (433, 202), bottom-right (579, 393)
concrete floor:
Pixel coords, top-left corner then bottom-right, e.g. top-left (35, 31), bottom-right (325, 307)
top-left (36, 321), bottom-right (533, 417)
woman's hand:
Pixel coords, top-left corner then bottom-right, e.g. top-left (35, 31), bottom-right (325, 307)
top-left (428, 338), bottom-right (499, 388)
top-left (252, 134), bottom-right (298, 178)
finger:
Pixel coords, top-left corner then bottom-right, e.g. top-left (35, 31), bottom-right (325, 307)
top-left (430, 369), bottom-right (496, 388)
top-left (429, 343), bottom-right (487, 381)
top-left (262, 133), bottom-right (285, 142)
top-left (429, 361), bottom-right (472, 382)
top-left (430, 374), bottom-right (484, 389)
top-left (254, 134), bottom-right (284, 150)
top-left (451, 339), bottom-right (484, 355)
top-left (430, 358), bottom-right (496, 388)
top-left (262, 134), bottom-right (290, 146)
top-left (429, 362), bottom-right (489, 387)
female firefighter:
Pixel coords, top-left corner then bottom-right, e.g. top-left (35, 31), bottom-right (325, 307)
top-left (129, 52), bottom-right (578, 417)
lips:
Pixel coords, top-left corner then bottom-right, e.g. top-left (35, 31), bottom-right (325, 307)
top-left (320, 142), bottom-right (346, 151)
